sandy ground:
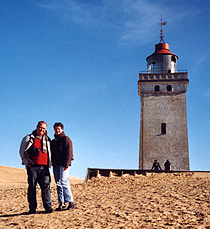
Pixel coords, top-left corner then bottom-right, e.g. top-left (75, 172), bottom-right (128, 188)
top-left (1, 166), bottom-right (210, 228)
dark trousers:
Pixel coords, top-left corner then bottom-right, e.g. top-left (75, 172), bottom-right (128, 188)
top-left (27, 166), bottom-right (52, 211)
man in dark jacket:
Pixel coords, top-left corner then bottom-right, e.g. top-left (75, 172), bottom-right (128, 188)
top-left (164, 160), bottom-right (171, 171)
top-left (51, 122), bottom-right (74, 211)
top-left (19, 121), bottom-right (53, 214)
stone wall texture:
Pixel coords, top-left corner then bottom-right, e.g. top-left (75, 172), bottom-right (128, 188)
top-left (139, 92), bottom-right (189, 171)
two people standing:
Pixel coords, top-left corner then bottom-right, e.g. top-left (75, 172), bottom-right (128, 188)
top-left (19, 121), bottom-right (74, 214)
top-left (151, 159), bottom-right (171, 171)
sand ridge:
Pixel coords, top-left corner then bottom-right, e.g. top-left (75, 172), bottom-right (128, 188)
top-left (0, 166), bottom-right (84, 187)
top-left (1, 166), bottom-right (210, 228)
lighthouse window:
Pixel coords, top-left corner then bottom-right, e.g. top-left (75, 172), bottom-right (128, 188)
top-left (155, 85), bottom-right (160, 92)
top-left (167, 85), bottom-right (172, 91)
top-left (161, 123), bottom-right (166, 134)
top-left (171, 56), bottom-right (176, 63)
top-left (151, 62), bottom-right (156, 72)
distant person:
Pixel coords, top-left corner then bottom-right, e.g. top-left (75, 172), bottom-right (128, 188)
top-left (51, 122), bottom-right (74, 211)
top-left (151, 160), bottom-right (161, 171)
top-left (19, 121), bottom-right (53, 214)
top-left (164, 160), bottom-right (171, 171)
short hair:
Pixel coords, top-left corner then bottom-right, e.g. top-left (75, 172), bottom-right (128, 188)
top-left (37, 121), bottom-right (47, 127)
top-left (53, 122), bottom-right (64, 130)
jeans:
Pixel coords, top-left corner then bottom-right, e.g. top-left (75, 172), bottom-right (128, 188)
top-left (53, 165), bottom-right (74, 203)
top-left (27, 166), bottom-right (52, 211)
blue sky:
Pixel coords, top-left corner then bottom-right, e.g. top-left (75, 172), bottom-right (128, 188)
top-left (0, 0), bottom-right (210, 178)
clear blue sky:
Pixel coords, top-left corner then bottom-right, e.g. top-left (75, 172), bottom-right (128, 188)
top-left (0, 0), bottom-right (210, 178)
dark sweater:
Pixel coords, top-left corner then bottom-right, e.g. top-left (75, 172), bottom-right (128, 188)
top-left (51, 132), bottom-right (73, 167)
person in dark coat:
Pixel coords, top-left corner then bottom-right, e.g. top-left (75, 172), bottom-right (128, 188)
top-left (151, 160), bottom-right (161, 171)
top-left (164, 160), bottom-right (171, 171)
top-left (51, 122), bottom-right (74, 211)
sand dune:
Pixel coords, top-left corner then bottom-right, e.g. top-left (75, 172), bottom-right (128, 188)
top-left (1, 166), bottom-right (210, 228)
top-left (0, 166), bottom-right (84, 187)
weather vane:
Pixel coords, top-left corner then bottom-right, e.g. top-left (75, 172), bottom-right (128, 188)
top-left (158, 16), bottom-right (167, 43)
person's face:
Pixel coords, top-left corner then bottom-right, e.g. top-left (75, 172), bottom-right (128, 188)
top-left (36, 123), bottom-right (47, 136)
top-left (54, 126), bottom-right (63, 135)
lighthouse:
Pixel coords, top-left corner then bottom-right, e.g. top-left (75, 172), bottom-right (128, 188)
top-left (138, 20), bottom-right (189, 171)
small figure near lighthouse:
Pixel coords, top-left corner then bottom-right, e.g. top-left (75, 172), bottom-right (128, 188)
top-left (151, 160), bottom-right (162, 171)
top-left (164, 160), bottom-right (171, 171)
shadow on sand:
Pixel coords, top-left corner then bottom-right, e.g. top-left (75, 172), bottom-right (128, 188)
top-left (0, 211), bottom-right (48, 217)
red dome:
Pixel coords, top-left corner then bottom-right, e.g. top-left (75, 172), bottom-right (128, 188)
top-left (146, 42), bottom-right (178, 60)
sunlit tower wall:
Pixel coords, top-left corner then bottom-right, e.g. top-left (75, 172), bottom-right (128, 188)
top-left (138, 22), bottom-right (190, 171)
